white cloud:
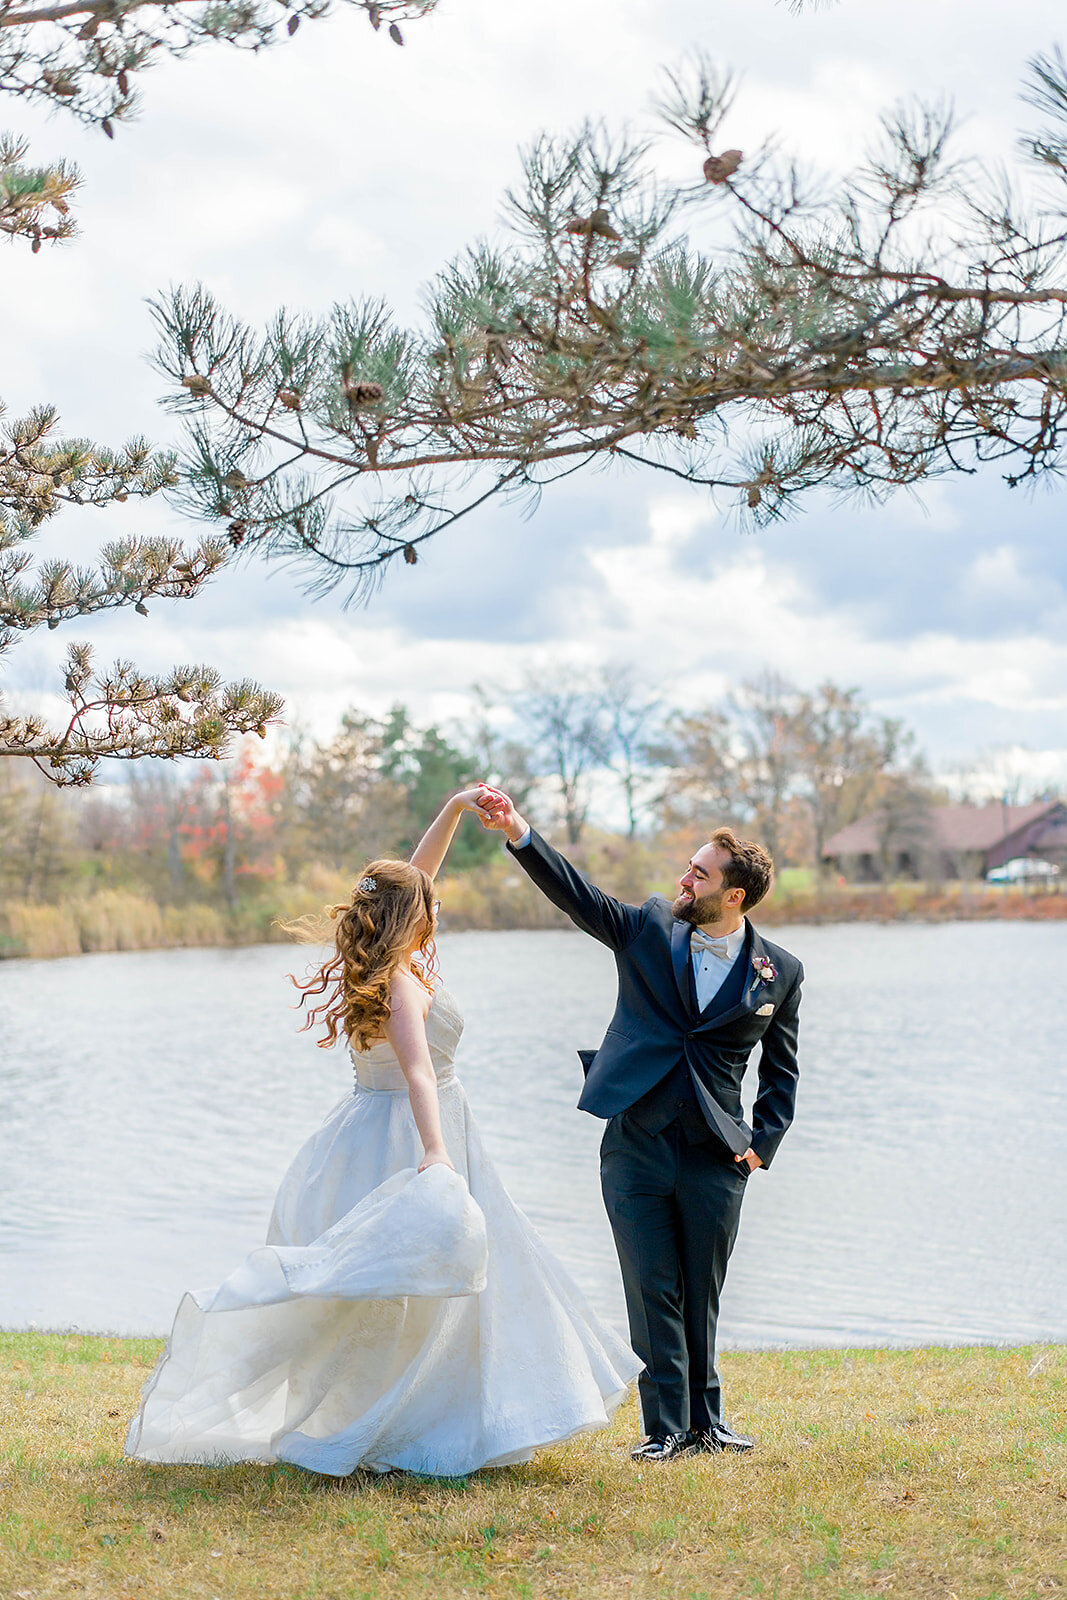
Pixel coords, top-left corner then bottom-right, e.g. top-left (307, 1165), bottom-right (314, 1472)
top-left (3, 0), bottom-right (1067, 779)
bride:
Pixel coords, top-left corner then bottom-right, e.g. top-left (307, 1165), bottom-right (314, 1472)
top-left (126, 787), bottom-right (640, 1477)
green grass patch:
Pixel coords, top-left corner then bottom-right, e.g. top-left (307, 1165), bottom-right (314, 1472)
top-left (0, 1335), bottom-right (1064, 1599)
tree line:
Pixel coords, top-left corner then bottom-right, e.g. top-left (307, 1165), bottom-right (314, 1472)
top-left (0, 667), bottom-right (937, 911)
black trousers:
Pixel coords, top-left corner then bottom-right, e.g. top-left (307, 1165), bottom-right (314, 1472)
top-left (600, 1112), bottom-right (748, 1437)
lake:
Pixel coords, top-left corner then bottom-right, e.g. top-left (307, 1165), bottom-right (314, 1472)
top-left (1, 923), bottom-right (1065, 1348)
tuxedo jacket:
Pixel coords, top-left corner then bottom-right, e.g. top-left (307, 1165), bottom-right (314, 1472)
top-left (508, 829), bottom-right (803, 1169)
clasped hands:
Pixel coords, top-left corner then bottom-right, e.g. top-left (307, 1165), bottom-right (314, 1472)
top-left (454, 784), bottom-right (525, 840)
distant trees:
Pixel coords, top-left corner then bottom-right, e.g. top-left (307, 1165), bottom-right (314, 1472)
top-left (484, 663), bottom-right (664, 845)
top-left (0, 668), bottom-right (944, 915)
top-left (660, 673), bottom-right (933, 871)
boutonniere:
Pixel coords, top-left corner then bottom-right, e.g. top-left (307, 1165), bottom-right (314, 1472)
top-left (750, 954), bottom-right (777, 990)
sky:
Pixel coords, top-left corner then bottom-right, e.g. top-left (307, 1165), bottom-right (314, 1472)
top-left (4, 0), bottom-right (1067, 801)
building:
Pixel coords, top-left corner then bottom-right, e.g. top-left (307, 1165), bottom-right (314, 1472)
top-left (822, 799), bottom-right (1067, 882)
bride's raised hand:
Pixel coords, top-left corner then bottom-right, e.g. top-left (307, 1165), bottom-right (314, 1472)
top-left (453, 784), bottom-right (497, 815)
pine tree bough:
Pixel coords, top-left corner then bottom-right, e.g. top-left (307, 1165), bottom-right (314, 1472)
top-left (154, 51), bottom-right (1067, 599)
top-left (0, 0), bottom-right (437, 126)
top-left (0, 395), bottom-right (283, 785)
top-left (0, 132), bottom-right (77, 248)
top-left (0, 648), bottom-right (283, 784)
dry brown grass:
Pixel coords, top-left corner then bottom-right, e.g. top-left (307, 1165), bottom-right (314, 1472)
top-left (1, 1335), bottom-right (1064, 1600)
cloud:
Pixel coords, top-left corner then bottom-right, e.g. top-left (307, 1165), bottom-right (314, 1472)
top-left (3, 0), bottom-right (1067, 783)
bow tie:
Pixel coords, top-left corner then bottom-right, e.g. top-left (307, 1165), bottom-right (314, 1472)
top-left (690, 930), bottom-right (733, 961)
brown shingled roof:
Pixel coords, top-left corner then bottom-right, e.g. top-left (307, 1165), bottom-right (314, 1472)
top-left (823, 800), bottom-right (1060, 858)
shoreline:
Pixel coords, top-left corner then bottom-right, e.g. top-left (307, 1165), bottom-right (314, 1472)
top-left (3, 1326), bottom-right (1064, 1351)
top-left (2, 889), bottom-right (1066, 962)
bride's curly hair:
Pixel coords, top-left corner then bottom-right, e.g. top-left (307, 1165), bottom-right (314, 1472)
top-left (280, 858), bottom-right (439, 1051)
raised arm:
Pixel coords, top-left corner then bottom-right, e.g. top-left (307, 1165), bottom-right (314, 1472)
top-left (477, 789), bottom-right (643, 952)
top-left (410, 787), bottom-right (493, 880)
top-left (384, 970), bottom-right (454, 1172)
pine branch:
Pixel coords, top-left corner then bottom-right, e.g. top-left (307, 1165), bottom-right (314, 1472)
top-left (0, 131), bottom-right (77, 247)
top-left (0, 646), bottom-right (284, 783)
top-left (0, 0), bottom-right (437, 127)
top-left (152, 53), bottom-right (1067, 598)
top-left (0, 401), bottom-right (284, 784)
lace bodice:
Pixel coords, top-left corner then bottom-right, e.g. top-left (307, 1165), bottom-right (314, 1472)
top-left (350, 983), bottom-right (464, 1092)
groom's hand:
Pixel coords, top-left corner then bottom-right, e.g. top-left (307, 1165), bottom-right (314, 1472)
top-left (735, 1148), bottom-right (764, 1174)
top-left (475, 786), bottom-right (528, 844)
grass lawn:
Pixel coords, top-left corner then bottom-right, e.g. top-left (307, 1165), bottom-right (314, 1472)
top-left (1, 1335), bottom-right (1064, 1600)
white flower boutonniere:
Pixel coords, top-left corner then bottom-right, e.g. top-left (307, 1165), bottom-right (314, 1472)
top-left (752, 954), bottom-right (777, 985)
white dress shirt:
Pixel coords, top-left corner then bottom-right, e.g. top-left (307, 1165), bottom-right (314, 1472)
top-left (690, 922), bottom-right (746, 1011)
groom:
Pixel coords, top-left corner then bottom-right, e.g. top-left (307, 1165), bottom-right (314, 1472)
top-left (477, 789), bottom-right (803, 1462)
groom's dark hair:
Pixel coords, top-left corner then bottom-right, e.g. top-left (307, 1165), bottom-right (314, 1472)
top-left (709, 828), bottom-right (773, 909)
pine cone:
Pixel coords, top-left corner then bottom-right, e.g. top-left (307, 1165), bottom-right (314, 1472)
top-left (589, 209), bottom-right (622, 241)
top-left (181, 375), bottom-right (213, 396)
top-left (403, 543), bottom-right (418, 565)
top-left (41, 70), bottom-right (76, 98)
top-left (747, 485), bottom-right (762, 509)
top-left (227, 521), bottom-right (247, 548)
top-left (277, 388), bottom-right (301, 410)
top-left (344, 379), bottom-right (385, 406)
top-left (703, 150), bottom-right (742, 184)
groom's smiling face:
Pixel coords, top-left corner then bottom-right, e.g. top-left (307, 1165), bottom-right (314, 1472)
top-left (672, 842), bottom-right (746, 927)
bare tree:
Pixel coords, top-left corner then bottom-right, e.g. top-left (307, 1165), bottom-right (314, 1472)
top-left (728, 671), bottom-right (803, 863)
top-left (507, 668), bottom-right (609, 845)
top-left (655, 705), bottom-right (746, 832)
top-left (792, 681), bottom-right (912, 871)
top-left (284, 708), bottom-right (403, 870)
top-left (599, 662), bottom-right (663, 837)
top-left (456, 684), bottom-right (538, 814)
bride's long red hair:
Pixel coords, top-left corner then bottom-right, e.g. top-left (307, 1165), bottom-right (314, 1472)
top-left (280, 858), bottom-right (439, 1051)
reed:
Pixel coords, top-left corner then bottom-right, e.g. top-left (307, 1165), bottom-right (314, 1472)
top-left (0, 1334), bottom-right (1063, 1599)
top-left (2, 865), bottom-right (1065, 962)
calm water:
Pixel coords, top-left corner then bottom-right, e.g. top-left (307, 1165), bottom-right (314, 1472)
top-left (1, 924), bottom-right (1065, 1347)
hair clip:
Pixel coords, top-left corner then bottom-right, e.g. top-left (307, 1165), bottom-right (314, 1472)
top-left (357, 876), bottom-right (377, 893)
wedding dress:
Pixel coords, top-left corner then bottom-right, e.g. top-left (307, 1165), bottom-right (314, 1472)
top-left (126, 983), bottom-right (640, 1477)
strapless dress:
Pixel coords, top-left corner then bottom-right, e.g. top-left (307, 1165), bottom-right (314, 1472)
top-left (126, 983), bottom-right (640, 1476)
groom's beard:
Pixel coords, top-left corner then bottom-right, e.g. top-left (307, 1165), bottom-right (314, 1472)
top-left (671, 887), bottom-right (727, 926)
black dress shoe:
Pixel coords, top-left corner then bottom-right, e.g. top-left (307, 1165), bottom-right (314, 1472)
top-left (630, 1432), bottom-right (697, 1462)
top-left (689, 1422), bottom-right (754, 1454)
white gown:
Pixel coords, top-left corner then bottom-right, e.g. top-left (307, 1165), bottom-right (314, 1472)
top-left (126, 984), bottom-right (641, 1477)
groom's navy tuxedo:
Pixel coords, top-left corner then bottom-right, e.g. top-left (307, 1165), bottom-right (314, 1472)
top-left (508, 828), bottom-right (803, 1437)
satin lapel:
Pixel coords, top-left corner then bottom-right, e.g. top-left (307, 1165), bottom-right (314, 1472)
top-left (670, 918), bottom-right (695, 1017)
top-left (699, 919), bottom-right (764, 1030)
